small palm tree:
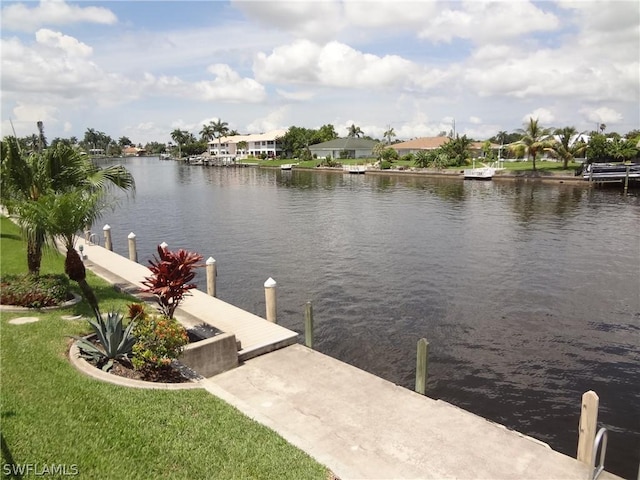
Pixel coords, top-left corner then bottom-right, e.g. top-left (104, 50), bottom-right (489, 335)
top-left (383, 126), bottom-right (396, 145)
top-left (199, 123), bottom-right (215, 143)
top-left (347, 124), bottom-right (363, 138)
top-left (170, 129), bottom-right (188, 158)
top-left (515, 118), bottom-right (553, 171)
top-left (547, 127), bottom-right (586, 169)
top-left (211, 119), bottom-right (229, 158)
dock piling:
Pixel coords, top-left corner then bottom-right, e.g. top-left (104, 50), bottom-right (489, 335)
top-left (103, 224), bottom-right (112, 251)
top-left (206, 257), bottom-right (217, 297)
top-left (415, 337), bottom-right (429, 395)
top-left (127, 232), bottom-right (137, 263)
top-left (304, 301), bottom-right (314, 348)
top-left (264, 277), bottom-right (277, 323)
top-left (577, 390), bottom-right (599, 465)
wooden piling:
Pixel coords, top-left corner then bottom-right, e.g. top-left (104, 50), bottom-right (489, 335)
top-left (624, 165), bottom-right (630, 193)
top-left (304, 301), bottom-right (314, 348)
top-left (577, 390), bottom-right (599, 465)
top-left (415, 337), bottom-right (429, 395)
top-left (264, 277), bottom-right (277, 323)
top-left (127, 232), bottom-right (137, 263)
top-left (206, 257), bottom-right (217, 297)
top-left (103, 224), bottom-right (112, 251)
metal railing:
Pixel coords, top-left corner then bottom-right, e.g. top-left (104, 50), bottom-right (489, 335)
top-left (590, 427), bottom-right (608, 480)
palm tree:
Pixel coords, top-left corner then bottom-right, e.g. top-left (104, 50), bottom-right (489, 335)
top-left (237, 140), bottom-right (248, 158)
top-left (515, 118), bottom-right (553, 171)
top-left (442, 134), bottom-right (473, 167)
top-left (41, 189), bottom-right (104, 318)
top-left (211, 119), bottom-right (229, 158)
top-left (547, 127), bottom-right (586, 169)
top-left (383, 126), bottom-right (396, 145)
top-left (1, 136), bottom-right (135, 277)
top-left (199, 123), bottom-right (215, 143)
top-left (170, 129), bottom-right (187, 158)
top-left (347, 124), bottom-right (363, 138)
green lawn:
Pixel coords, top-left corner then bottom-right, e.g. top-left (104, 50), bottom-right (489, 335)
top-left (258, 157), bottom-right (581, 174)
top-left (0, 216), bottom-right (329, 479)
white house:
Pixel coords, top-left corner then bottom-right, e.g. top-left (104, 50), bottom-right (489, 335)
top-left (208, 130), bottom-right (286, 160)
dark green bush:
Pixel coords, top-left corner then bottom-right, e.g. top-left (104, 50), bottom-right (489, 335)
top-left (380, 160), bottom-right (392, 169)
top-left (0, 274), bottom-right (72, 308)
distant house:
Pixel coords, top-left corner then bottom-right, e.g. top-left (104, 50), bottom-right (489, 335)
top-left (390, 137), bottom-right (499, 158)
top-left (208, 130), bottom-right (286, 159)
top-left (308, 138), bottom-right (377, 159)
top-left (122, 146), bottom-right (146, 157)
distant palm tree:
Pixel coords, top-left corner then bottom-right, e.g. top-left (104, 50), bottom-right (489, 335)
top-left (515, 118), bottom-right (553, 171)
top-left (170, 129), bottom-right (188, 158)
top-left (211, 119), bottom-right (229, 157)
top-left (383, 126), bottom-right (396, 145)
top-left (347, 124), bottom-right (363, 138)
top-left (547, 127), bottom-right (586, 169)
top-left (199, 123), bottom-right (215, 143)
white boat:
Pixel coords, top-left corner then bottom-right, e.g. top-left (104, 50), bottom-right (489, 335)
top-left (343, 165), bottom-right (366, 174)
top-left (463, 167), bottom-right (495, 180)
top-left (280, 164), bottom-right (293, 170)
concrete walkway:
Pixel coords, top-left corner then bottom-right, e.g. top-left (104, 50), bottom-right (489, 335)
top-left (76, 239), bottom-right (622, 480)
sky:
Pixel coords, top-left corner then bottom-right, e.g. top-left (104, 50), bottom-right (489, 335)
top-left (1, 0), bottom-right (639, 146)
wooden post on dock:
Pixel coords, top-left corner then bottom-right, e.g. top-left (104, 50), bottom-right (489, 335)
top-left (577, 390), bottom-right (599, 465)
top-left (206, 257), bottom-right (217, 297)
top-left (127, 232), bottom-right (137, 262)
top-left (103, 224), bottom-right (112, 251)
top-left (624, 165), bottom-right (630, 193)
top-left (304, 301), bottom-right (314, 348)
top-left (264, 277), bottom-right (277, 323)
top-left (415, 337), bottom-right (429, 395)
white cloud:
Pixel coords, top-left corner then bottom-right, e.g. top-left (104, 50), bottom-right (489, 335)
top-left (276, 89), bottom-right (316, 101)
top-left (1, 0), bottom-right (117, 33)
top-left (579, 107), bottom-right (624, 126)
top-left (255, 40), bottom-right (417, 89)
top-left (194, 64), bottom-right (266, 103)
top-left (231, 0), bottom-right (344, 41)
top-left (522, 108), bottom-right (555, 125)
top-left (418, 1), bottom-right (559, 43)
top-left (35, 29), bottom-right (92, 57)
top-left (246, 107), bottom-right (289, 133)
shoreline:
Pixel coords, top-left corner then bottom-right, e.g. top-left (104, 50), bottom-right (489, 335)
top-left (273, 165), bottom-right (588, 185)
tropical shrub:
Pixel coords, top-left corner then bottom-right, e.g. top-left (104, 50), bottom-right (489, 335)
top-left (381, 147), bottom-right (399, 162)
top-left (0, 273), bottom-right (71, 308)
top-left (380, 160), bottom-right (392, 169)
top-left (128, 303), bottom-right (188, 370)
top-left (74, 311), bottom-right (136, 371)
top-left (141, 245), bottom-right (203, 319)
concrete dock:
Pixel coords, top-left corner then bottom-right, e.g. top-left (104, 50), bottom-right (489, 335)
top-left (76, 239), bottom-right (623, 480)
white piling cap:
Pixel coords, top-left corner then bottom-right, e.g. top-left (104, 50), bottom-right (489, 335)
top-left (264, 277), bottom-right (277, 288)
top-left (103, 224), bottom-right (111, 231)
top-left (128, 232), bottom-right (136, 239)
top-left (206, 257), bottom-right (216, 265)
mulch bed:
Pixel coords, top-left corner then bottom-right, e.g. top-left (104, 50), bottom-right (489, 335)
top-left (68, 338), bottom-right (193, 383)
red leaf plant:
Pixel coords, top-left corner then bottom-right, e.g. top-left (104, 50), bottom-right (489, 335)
top-left (141, 245), bottom-right (203, 319)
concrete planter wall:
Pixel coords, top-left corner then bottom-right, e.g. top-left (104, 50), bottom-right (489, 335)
top-left (179, 332), bottom-right (239, 377)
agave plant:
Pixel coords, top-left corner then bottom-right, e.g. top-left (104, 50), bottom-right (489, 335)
top-left (74, 311), bottom-right (136, 371)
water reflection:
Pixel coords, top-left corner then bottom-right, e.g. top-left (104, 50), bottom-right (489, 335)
top-left (97, 159), bottom-right (639, 478)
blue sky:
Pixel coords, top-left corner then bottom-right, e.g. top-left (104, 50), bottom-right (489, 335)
top-left (1, 0), bottom-right (638, 145)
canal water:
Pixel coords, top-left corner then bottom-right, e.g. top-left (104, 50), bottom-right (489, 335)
top-left (97, 157), bottom-right (639, 478)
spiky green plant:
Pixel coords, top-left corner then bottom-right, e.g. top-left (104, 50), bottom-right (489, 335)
top-left (73, 312), bottom-right (136, 371)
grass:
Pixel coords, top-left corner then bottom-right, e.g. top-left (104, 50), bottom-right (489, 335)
top-left (0, 216), bottom-right (329, 479)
